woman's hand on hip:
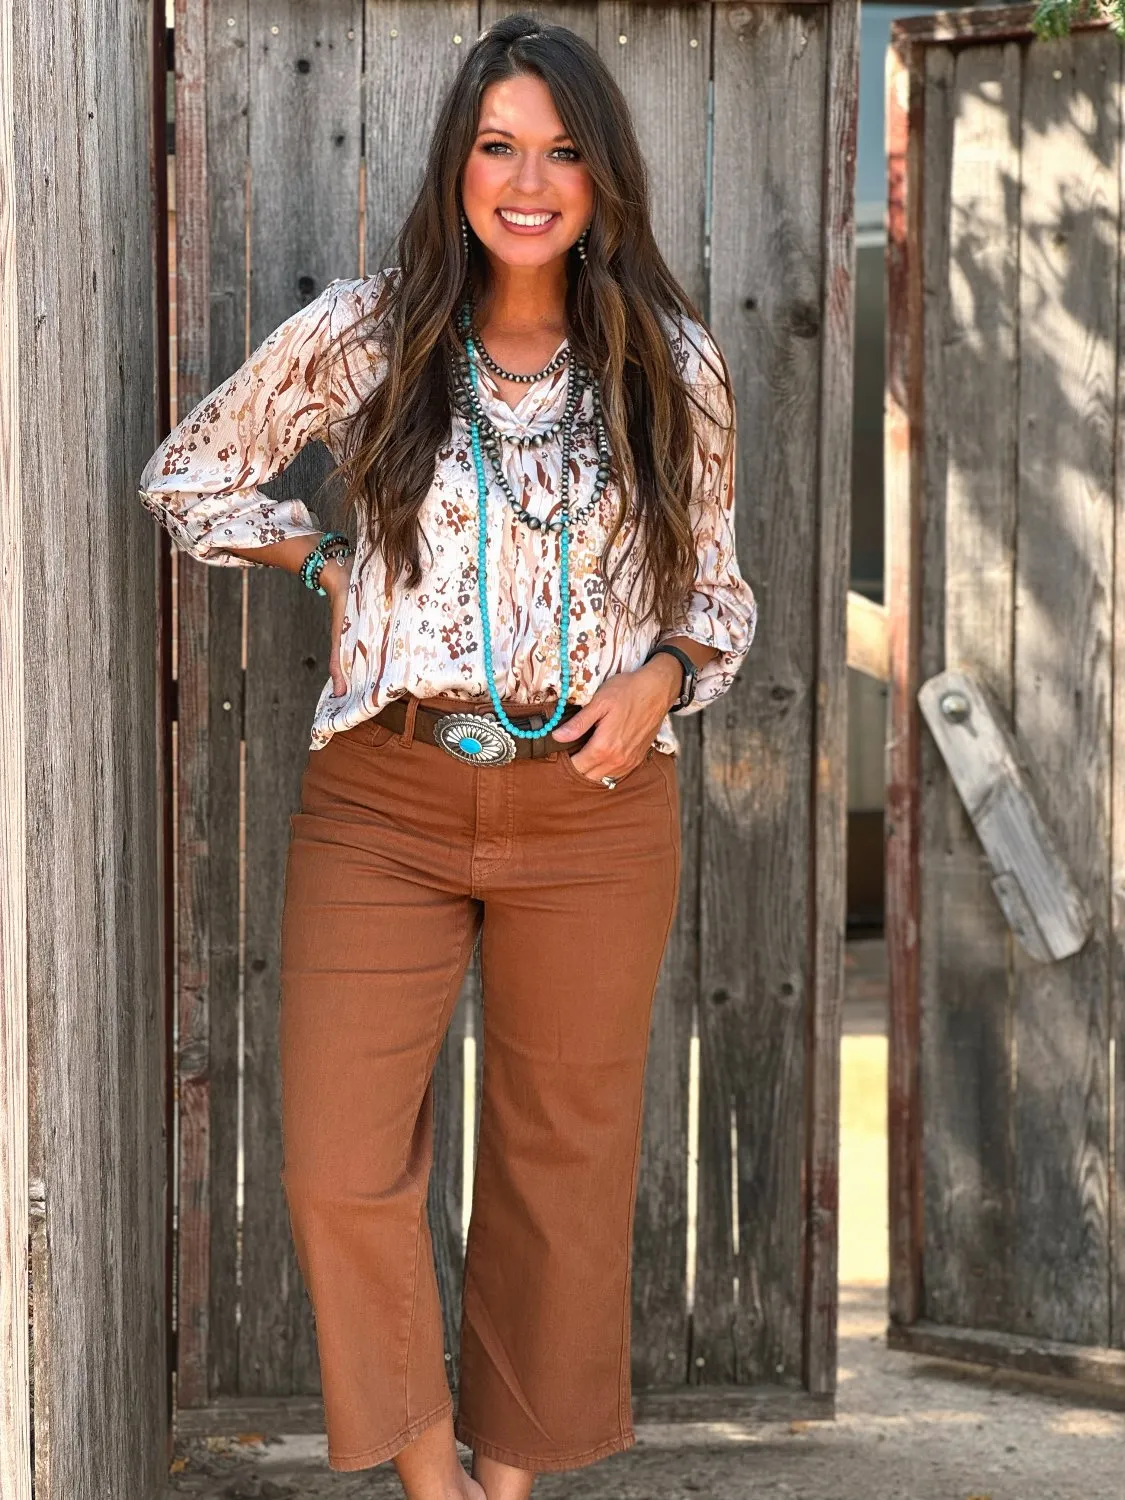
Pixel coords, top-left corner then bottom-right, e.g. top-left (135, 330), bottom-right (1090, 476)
top-left (321, 557), bottom-right (351, 698)
top-left (549, 654), bottom-right (682, 781)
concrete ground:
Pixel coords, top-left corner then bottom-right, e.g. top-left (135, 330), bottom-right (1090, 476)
top-left (164, 939), bottom-right (1125, 1499)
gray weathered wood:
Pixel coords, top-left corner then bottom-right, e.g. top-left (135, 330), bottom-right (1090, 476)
top-left (888, 1319), bottom-right (1125, 1391)
top-left (805, 0), bottom-right (858, 1398)
top-left (10, 0), bottom-right (166, 1494)
top-left (174, 1381), bottom-right (834, 1438)
top-left (239, 0), bottom-right (364, 1397)
top-left (172, 0), bottom-right (247, 1412)
top-left (175, 0), bottom-right (854, 1412)
top-left (365, 0), bottom-right (479, 270)
top-left (1010, 28), bottom-right (1117, 1349)
top-left (893, 1), bottom-right (1105, 46)
top-left (889, 12), bottom-right (1125, 1378)
top-left (197, 0), bottom-right (252, 1407)
top-left (884, 25), bottom-right (925, 1333)
top-left (919, 669), bottom-right (1092, 962)
top-left (0, 0), bottom-right (30, 1490)
top-left (363, 12), bottom-right (482, 1383)
top-left (175, 0), bottom-right (254, 1408)
top-left (917, 39), bottom-right (1021, 1339)
top-left (698, 1), bottom-right (826, 1386)
top-left (595, 0), bottom-right (709, 1391)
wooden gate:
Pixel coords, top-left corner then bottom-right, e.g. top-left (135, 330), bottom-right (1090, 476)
top-left (887, 5), bottom-right (1125, 1384)
top-left (171, 0), bottom-right (858, 1426)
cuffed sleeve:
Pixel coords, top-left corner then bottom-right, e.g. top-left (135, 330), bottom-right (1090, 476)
top-left (657, 329), bottom-right (757, 711)
top-left (138, 276), bottom-right (373, 566)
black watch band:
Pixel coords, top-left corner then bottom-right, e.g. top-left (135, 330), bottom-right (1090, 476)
top-left (645, 642), bottom-right (698, 712)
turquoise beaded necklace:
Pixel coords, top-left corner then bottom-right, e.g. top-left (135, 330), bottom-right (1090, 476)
top-left (463, 319), bottom-right (573, 743)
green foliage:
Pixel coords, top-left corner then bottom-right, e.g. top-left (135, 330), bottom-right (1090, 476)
top-left (1031, 0), bottom-right (1125, 40)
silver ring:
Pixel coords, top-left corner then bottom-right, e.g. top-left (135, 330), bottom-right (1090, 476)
top-left (600, 775), bottom-right (618, 790)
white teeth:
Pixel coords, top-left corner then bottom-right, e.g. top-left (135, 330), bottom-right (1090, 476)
top-left (499, 209), bottom-right (555, 227)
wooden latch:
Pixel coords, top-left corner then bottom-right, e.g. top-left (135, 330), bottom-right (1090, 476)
top-left (917, 669), bottom-right (1092, 963)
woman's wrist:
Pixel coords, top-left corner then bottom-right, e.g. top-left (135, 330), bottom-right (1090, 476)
top-left (640, 651), bottom-right (684, 712)
top-left (319, 555), bottom-right (351, 596)
top-left (298, 531), bottom-right (352, 596)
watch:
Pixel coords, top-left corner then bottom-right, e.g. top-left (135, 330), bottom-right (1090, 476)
top-left (645, 642), bottom-right (698, 712)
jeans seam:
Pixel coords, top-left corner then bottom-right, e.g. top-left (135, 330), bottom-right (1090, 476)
top-left (330, 1396), bottom-right (453, 1467)
top-left (452, 1420), bottom-right (637, 1471)
top-left (404, 906), bottom-right (481, 1424)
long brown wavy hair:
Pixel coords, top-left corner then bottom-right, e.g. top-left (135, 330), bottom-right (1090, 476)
top-left (325, 12), bottom-right (733, 631)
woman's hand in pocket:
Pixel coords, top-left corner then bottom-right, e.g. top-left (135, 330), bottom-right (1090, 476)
top-left (321, 557), bottom-right (352, 698)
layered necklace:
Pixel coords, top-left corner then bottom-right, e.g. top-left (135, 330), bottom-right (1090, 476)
top-left (436, 303), bottom-right (613, 760)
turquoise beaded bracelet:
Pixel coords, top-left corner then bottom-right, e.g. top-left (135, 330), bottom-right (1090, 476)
top-left (299, 531), bottom-right (352, 597)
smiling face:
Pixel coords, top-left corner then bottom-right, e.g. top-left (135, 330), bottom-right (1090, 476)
top-left (460, 72), bottom-right (594, 270)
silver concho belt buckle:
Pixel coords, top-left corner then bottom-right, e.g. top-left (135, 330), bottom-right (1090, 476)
top-left (432, 710), bottom-right (518, 766)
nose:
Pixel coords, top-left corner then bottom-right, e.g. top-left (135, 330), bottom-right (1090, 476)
top-left (511, 150), bottom-right (547, 196)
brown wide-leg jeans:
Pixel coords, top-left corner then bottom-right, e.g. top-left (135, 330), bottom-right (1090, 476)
top-left (277, 694), bottom-right (681, 1474)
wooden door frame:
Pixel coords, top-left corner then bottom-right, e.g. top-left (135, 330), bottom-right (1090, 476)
top-left (169, 0), bottom-right (858, 1421)
top-left (884, 3), bottom-right (1125, 1386)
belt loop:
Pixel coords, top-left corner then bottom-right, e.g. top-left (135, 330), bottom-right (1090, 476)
top-left (402, 696), bottom-right (420, 748)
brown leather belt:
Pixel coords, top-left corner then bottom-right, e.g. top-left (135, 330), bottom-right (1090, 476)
top-left (372, 697), bottom-right (595, 762)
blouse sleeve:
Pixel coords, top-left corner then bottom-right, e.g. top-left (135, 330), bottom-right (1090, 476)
top-left (656, 328), bottom-right (758, 712)
top-left (137, 275), bottom-right (381, 567)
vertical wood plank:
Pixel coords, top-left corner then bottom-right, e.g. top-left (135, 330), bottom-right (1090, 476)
top-left (175, 0), bottom-right (251, 1407)
top-left (364, 0), bottom-right (479, 270)
top-left (1011, 29), bottom-right (1117, 1347)
top-left (596, 0), bottom-right (709, 1389)
top-left (804, 0), bottom-right (858, 1398)
top-left (884, 31), bottom-right (924, 1331)
top-left (172, 0), bottom-right (231, 1410)
top-left (699, 1), bottom-right (825, 1385)
top-left (363, 0), bottom-right (480, 1391)
top-left (21, 3), bottom-right (110, 1489)
top-left (0, 0), bottom-right (30, 1486)
top-left (240, 0), bottom-right (364, 1396)
top-left (14, 0), bottom-right (165, 1492)
top-left (919, 41), bottom-right (1021, 1336)
top-left (107, 0), bottom-right (171, 1462)
top-left (197, 0), bottom-right (252, 1404)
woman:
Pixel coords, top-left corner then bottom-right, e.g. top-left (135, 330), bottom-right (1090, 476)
top-left (140, 14), bottom-right (756, 1499)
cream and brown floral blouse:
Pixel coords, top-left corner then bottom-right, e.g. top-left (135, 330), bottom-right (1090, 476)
top-left (138, 270), bottom-right (757, 755)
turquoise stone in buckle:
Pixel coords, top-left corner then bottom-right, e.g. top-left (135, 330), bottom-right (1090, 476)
top-left (432, 711), bottom-right (518, 766)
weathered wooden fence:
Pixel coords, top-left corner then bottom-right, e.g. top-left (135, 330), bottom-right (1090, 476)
top-left (1, 2), bottom-right (169, 1498)
top-left (886, 5), bottom-right (1125, 1385)
top-left (171, 0), bottom-right (858, 1429)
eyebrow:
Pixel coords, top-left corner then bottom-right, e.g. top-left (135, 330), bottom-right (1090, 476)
top-left (475, 126), bottom-right (574, 143)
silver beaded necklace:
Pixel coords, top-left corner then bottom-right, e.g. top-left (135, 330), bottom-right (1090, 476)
top-left (468, 321), bottom-right (570, 385)
top-left (451, 307), bottom-right (613, 535)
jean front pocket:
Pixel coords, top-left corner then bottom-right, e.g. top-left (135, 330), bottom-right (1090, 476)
top-left (556, 742), bottom-right (659, 791)
top-left (331, 718), bottom-right (399, 752)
